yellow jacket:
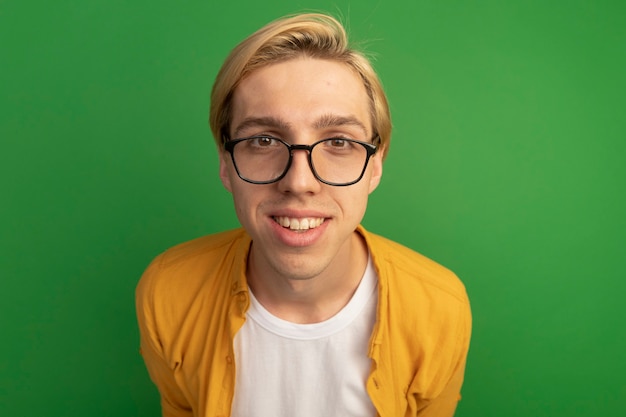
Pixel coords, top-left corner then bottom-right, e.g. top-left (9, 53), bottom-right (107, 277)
top-left (136, 225), bottom-right (471, 417)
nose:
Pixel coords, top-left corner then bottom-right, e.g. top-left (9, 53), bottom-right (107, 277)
top-left (276, 148), bottom-right (321, 194)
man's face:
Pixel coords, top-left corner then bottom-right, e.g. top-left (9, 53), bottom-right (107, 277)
top-left (219, 57), bottom-right (383, 281)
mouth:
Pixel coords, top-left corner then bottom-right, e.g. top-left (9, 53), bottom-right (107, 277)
top-left (273, 216), bottom-right (326, 231)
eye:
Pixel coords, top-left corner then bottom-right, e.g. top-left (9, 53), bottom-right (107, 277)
top-left (245, 136), bottom-right (283, 149)
top-left (328, 138), bottom-right (350, 148)
top-left (253, 136), bottom-right (276, 147)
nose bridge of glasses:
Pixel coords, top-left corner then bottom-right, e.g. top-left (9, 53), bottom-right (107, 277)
top-left (287, 143), bottom-right (314, 154)
top-left (285, 143), bottom-right (315, 174)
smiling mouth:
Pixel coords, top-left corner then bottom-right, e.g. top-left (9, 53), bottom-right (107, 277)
top-left (273, 216), bottom-right (326, 231)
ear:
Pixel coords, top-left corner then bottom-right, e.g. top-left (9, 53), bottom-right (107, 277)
top-left (367, 152), bottom-right (383, 194)
top-left (219, 151), bottom-right (233, 193)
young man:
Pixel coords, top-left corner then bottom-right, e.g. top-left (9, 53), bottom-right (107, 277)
top-left (136, 13), bottom-right (471, 417)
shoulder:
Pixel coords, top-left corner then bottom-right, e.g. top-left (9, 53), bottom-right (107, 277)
top-left (363, 228), bottom-right (467, 301)
top-left (136, 228), bottom-right (250, 307)
top-left (153, 228), bottom-right (248, 269)
top-left (136, 229), bottom-right (250, 371)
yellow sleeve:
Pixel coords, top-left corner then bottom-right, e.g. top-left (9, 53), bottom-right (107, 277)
top-left (136, 257), bottom-right (194, 417)
top-left (410, 354), bottom-right (468, 416)
top-left (408, 298), bottom-right (472, 417)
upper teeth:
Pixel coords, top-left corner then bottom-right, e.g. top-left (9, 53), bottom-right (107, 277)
top-left (274, 216), bottom-right (325, 230)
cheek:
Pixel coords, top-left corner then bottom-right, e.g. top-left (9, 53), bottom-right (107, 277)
top-left (335, 186), bottom-right (370, 219)
top-left (229, 183), bottom-right (261, 227)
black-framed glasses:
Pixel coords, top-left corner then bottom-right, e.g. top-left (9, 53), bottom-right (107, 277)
top-left (224, 135), bottom-right (379, 186)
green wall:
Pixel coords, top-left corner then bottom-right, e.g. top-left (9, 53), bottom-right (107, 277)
top-left (2, 1), bottom-right (624, 415)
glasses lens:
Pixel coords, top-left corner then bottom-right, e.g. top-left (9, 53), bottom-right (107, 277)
top-left (232, 137), bottom-right (290, 183)
top-left (311, 139), bottom-right (369, 185)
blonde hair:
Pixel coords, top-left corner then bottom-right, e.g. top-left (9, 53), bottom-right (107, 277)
top-left (209, 13), bottom-right (392, 159)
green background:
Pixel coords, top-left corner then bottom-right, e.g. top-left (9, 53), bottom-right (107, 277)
top-left (2, 0), bottom-right (625, 416)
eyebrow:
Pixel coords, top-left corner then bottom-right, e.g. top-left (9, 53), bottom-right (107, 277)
top-left (232, 116), bottom-right (291, 139)
top-left (313, 114), bottom-right (369, 137)
top-left (232, 114), bottom-right (369, 139)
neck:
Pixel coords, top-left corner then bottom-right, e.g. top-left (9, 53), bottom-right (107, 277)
top-left (246, 231), bottom-right (369, 324)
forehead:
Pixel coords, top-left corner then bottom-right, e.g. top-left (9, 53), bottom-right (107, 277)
top-left (230, 57), bottom-right (371, 137)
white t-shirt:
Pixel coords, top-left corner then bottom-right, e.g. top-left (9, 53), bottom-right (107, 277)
top-left (231, 257), bottom-right (378, 417)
